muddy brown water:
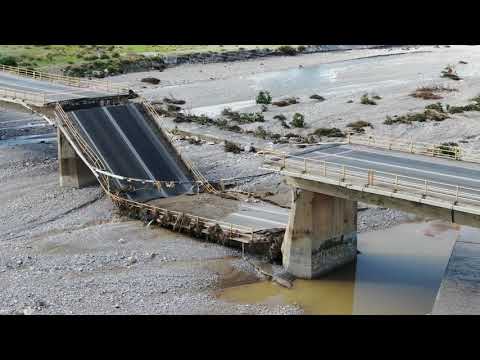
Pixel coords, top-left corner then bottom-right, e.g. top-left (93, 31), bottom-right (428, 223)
top-left (216, 220), bottom-right (465, 315)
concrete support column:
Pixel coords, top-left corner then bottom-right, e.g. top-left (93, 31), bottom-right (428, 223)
top-left (282, 188), bottom-right (358, 279)
top-left (58, 128), bottom-right (97, 188)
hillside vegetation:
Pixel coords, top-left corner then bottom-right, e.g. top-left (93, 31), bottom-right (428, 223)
top-left (0, 45), bottom-right (298, 75)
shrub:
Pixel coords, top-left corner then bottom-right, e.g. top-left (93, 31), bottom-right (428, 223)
top-left (222, 108), bottom-right (265, 124)
top-left (410, 89), bottom-right (443, 100)
top-left (470, 95), bottom-right (480, 103)
top-left (347, 121), bottom-right (373, 133)
top-left (215, 119), bottom-right (228, 129)
top-left (166, 104), bottom-right (181, 112)
top-left (272, 97), bottom-right (298, 107)
top-left (256, 90), bottom-right (272, 105)
top-left (290, 113), bottom-right (306, 128)
top-left (297, 45), bottom-right (307, 52)
top-left (82, 54), bottom-right (98, 61)
top-left (383, 108), bottom-right (449, 125)
top-left (447, 103), bottom-right (480, 114)
top-left (274, 114), bottom-right (290, 129)
top-left (0, 55), bottom-right (18, 66)
top-left (239, 112), bottom-right (265, 124)
top-left (310, 94), bottom-right (326, 101)
top-left (360, 93), bottom-right (377, 105)
top-left (163, 97), bottom-right (186, 105)
top-left (424, 109), bottom-right (449, 121)
top-left (141, 77), bottom-right (161, 85)
top-left (261, 104), bottom-right (268, 112)
top-left (411, 85), bottom-right (458, 100)
top-left (224, 141), bottom-right (242, 154)
top-left (277, 45), bottom-right (297, 56)
top-left (254, 126), bottom-right (268, 139)
top-left (227, 125), bottom-right (243, 133)
top-left (441, 65), bottom-right (462, 81)
top-left (312, 128), bottom-right (345, 138)
top-left (425, 102), bottom-right (445, 113)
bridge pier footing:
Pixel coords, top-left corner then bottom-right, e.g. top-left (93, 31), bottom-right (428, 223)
top-left (282, 188), bottom-right (358, 279)
top-left (58, 128), bottom-right (97, 188)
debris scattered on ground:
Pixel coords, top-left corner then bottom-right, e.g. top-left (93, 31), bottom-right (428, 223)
top-left (310, 94), bottom-right (326, 101)
top-left (441, 65), bottom-right (462, 81)
top-left (141, 77), bottom-right (161, 85)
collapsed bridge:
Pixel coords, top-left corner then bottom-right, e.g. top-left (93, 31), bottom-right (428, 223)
top-left (0, 65), bottom-right (272, 246)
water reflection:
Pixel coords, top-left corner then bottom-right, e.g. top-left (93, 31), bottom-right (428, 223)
top-left (216, 220), bottom-right (462, 314)
top-left (0, 133), bottom-right (56, 147)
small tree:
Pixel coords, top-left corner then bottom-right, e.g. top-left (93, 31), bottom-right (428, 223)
top-left (256, 90), bottom-right (272, 105)
top-left (290, 113), bottom-right (306, 128)
top-left (0, 55), bottom-right (18, 66)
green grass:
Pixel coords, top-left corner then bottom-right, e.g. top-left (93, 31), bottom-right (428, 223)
top-left (0, 45), bottom-right (299, 72)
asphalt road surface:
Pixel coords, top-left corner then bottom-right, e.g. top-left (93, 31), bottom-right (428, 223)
top-left (0, 71), bottom-right (108, 102)
top-left (69, 103), bottom-right (194, 202)
top-left (289, 144), bottom-right (480, 198)
top-left (223, 203), bottom-right (289, 230)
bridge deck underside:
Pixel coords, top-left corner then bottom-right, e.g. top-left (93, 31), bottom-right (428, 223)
top-left (68, 103), bottom-right (195, 202)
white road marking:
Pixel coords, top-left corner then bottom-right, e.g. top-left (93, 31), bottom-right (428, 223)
top-left (240, 205), bottom-right (289, 217)
top-left (101, 107), bottom-right (158, 181)
top-left (127, 103), bottom-right (190, 184)
top-left (228, 212), bottom-right (287, 227)
top-left (304, 149), bottom-right (480, 185)
top-left (71, 111), bottom-right (123, 190)
top-left (308, 149), bottom-right (353, 159)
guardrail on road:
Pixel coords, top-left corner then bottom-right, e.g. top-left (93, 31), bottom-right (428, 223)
top-left (261, 149), bottom-right (480, 214)
top-left (0, 64), bottom-right (129, 94)
top-left (0, 86), bottom-right (47, 106)
top-left (347, 134), bottom-right (480, 163)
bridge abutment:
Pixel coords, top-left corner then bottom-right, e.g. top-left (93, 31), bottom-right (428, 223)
top-left (282, 187), bottom-right (358, 279)
top-left (58, 128), bottom-right (97, 188)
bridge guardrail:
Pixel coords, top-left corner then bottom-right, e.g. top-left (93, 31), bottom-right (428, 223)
top-left (0, 87), bottom-right (47, 106)
top-left (347, 134), bottom-right (472, 162)
top-left (0, 64), bottom-right (129, 95)
top-left (142, 100), bottom-right (218, 195)
top-left (261, 149), bottom-right (480, 213)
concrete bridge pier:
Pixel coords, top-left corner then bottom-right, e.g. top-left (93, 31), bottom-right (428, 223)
top-left (282, 187), bottom-right (358, 279)
top-left (58, 128), bottom-right (97, 188)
